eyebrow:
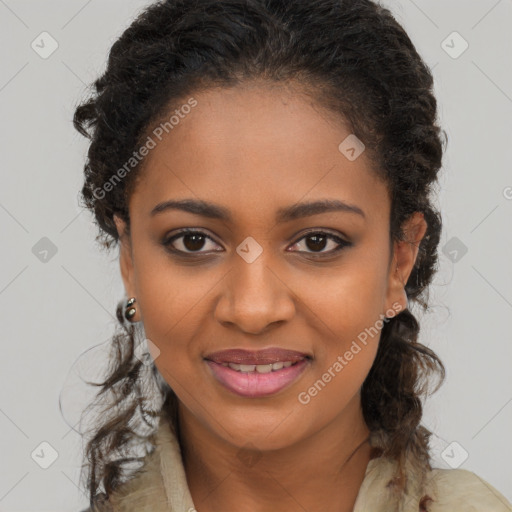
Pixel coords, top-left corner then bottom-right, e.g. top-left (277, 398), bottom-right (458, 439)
top-left (150, 198), bottom-right (366, 222)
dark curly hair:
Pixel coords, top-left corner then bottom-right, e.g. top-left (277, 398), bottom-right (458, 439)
top-left (72, 0), bottom-right (448, 508)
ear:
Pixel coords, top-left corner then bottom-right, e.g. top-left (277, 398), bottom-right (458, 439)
top-left (384, 212), bottom-right (428, 316)
top-left (114, 213), bottom-right (136, 298)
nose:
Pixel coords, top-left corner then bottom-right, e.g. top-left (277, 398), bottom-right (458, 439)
top-left (214, 256), bottom-right (296, 335)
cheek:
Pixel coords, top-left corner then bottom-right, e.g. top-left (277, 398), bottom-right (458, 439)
top-left (292, 257), bottom-right (389, 340)
top-left (132, 242), bottom-right (215, 339)
top-left (294, 340), bottom-right (378, 439)
top-left (295, 270), bottom-right (384, 417)
top-left (131, 257), bottom-right (225, 396)
top-left (289, 257), bottom-right (387, 391)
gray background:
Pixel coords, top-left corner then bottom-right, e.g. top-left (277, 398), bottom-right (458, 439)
top-left (0, 0), bottom-right (511, 510)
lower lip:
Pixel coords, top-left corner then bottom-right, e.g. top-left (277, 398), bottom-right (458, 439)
top-left (205, 359), bottom-right (310, 398)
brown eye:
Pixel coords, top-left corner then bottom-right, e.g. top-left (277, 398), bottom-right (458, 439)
top-left (182, 233), bottom-right (207, 251)
top-left (304, 233), bottom-right (329, 252)
top-left (163, 230), bottom-right (222, 254)
top-left (289, 231), bottom-right (352, 257)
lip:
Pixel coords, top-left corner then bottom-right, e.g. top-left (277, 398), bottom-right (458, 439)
top-left (205, 358), bottom-right (310, 398)
top-left (204, 347), bottom-right (311, 365)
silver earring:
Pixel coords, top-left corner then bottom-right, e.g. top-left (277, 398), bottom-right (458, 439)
top-left (125, 297), bottom-right (137, 322)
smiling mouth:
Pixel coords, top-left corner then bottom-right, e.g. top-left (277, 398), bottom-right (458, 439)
top-left (217, 359), bottom-right (305, 373)
top-left (204, 354), bottom-right (311, 398)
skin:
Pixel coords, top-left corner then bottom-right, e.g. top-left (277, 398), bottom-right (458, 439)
top-left (114, 80), bottom-right (427, 512)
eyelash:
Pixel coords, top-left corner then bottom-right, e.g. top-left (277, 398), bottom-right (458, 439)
top-left (162, 228), bottom-right (352, 259)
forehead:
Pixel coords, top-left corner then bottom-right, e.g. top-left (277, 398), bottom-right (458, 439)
top-left (130, 83), bottom-right (390, 224)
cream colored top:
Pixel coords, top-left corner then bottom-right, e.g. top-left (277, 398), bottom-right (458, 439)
top-left (87, 415), bottom-right (512, 511)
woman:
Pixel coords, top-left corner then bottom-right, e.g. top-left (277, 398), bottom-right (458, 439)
top-left (73, 0), bottom-right (512, 510)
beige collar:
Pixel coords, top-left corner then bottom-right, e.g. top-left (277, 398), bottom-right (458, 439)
top-left (106, 414), bottom-right (512, 512)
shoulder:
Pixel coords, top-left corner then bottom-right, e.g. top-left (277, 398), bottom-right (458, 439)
top-left (425, 467), bottom-right (512, 511)
top-left (354, 454), bottom-right (512, 512)
top-left (79, 416), bottom-right (193, 512)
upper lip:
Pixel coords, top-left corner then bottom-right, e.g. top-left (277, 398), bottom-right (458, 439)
top-left (204, 348), bottom-right (311, 365)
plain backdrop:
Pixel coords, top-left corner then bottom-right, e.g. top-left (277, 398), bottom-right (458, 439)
top-left (0, 0), bottom-right (511, 510)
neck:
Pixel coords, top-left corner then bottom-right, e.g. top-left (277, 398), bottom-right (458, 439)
top-left (177, 394), bottom-right (379, 512)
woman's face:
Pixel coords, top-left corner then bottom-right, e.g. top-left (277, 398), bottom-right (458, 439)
top-left (115, 81), bottom-right (426, 450)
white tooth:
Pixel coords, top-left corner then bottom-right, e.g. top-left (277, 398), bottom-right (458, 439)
top-left (225, 361), bottom-right (301, 372)
top-left (239, 364), bottom-right (256, 372)
top-left (255, 364), bottom-right (273, 373)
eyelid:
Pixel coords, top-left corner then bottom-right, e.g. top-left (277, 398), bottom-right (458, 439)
top-left (291, 227), bottom-right (351, 244)
top-left (163, 228), bottom-right (222, 251)
top-left (287, 228), bottom-right (352, 256)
